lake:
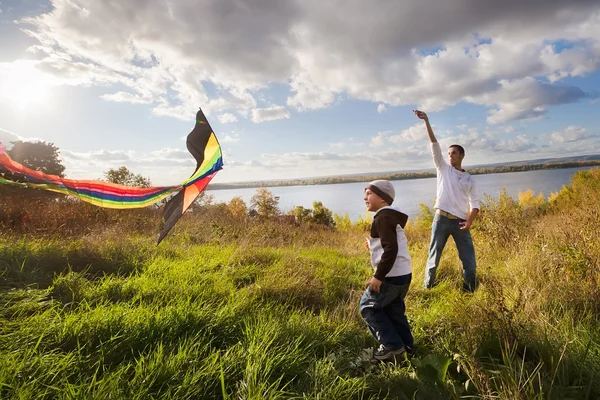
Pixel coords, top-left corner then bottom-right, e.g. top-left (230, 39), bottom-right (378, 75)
top-left (206, 167), bottom-right (594, 220)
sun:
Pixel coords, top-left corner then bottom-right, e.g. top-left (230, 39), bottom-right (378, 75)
top-left (0, 61), bottom-right (57, 110)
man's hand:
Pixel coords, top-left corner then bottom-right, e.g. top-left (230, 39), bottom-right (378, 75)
top-left (367, 277), bottom-right (383, 293)
top-left (460, 209), bottom-right (478, 230)
top-left (413, 109), bottom-right (428, 121)
top-left (414, 110), bottom-right (437, 143)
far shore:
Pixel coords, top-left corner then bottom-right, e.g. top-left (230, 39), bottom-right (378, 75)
top-left (207, 159), bottom-right (600, 190)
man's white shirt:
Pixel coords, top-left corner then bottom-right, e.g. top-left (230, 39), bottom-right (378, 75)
top-left (430, 142), bottom-right (480, 220)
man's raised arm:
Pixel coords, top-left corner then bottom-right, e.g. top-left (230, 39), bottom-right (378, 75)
top-left (413, 110), bottom-right (437, 143)
top-left (414, 110), bottom-right (444, 168)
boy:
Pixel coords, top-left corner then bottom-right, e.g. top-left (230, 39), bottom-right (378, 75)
top-left (360, 179), bottom-right (414, 361)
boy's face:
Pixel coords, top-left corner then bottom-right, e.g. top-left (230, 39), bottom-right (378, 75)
top-left (364, 189), bottom-right (387, 212)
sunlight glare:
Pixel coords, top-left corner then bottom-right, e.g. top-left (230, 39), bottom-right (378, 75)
top-left (0, 61), bottom-right (57, 110)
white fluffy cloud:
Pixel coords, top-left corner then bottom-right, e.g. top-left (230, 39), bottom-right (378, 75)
top-left (4, 0), bottom-right (596, 124)
top-left (221, 134), bottom-right (241, 143)
top-left (0, 127), bottom-right (48, 147)
top-left (244, 147), bottom-right (428, 177)
top-left (218, 113), bottom-right (238, 124)
top-left (0, 128), bottom-right (24, 145)
top-left (366, 122), bottom-right (541, 160)
top-left (370, 132), bottom-right (390, 147)
top-left (550, 126), bottom-right (590, 143)
top-left (370, 123), bottom-right (432, 147)
top-left (390, 123), bottom-right (427, 143)
top-left (251, 106), bottom-right (291, 123)
top-left (70, 149), bottom-right (134, 162)
top-left (468, 78), bottom-right (591, 124)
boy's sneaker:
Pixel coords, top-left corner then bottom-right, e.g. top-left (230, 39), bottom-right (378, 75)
top-left (405, 344), bottom-right (417, 356)
top-left (373, 344), bottom-right (406, 361)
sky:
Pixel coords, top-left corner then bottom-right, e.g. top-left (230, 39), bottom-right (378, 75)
top-left (0, 0), bottom-right (599, 185)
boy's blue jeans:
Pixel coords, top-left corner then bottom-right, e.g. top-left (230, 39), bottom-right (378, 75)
top-left (424, 212), bottom-right (477, 292)
top-left (359, 275), bottom-right (413, 351)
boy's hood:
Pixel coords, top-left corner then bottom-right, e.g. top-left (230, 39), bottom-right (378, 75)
top-left (373, 206), bottom-right (408, 229)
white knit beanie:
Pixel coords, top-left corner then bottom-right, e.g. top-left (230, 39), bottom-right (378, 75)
top-left (365, 180), bottom-right (395, 205)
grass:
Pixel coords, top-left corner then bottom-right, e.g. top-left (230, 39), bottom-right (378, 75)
top-left (1, 169), bottom-right (600, 399)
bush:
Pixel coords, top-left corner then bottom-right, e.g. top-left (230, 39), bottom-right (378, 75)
top-left (227, 196), bottom-right (248, 217)
top-left (333, 213), bottom-right (353, 231)
top-left (250, 188), bottom-right (280, 217)
top-left (289, 202), bottom-right (335, 228)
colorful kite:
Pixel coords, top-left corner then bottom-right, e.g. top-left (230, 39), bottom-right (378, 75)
top-left (0, 108), bottom-right (223, 244)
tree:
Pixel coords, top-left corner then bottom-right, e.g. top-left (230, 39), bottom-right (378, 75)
top-left (5, 141), bottom-right (66, 181)
top-left (227, 196), bottom-right (248, 217)
top-left (104, 166), bottom-right (151, 187)
top-left (250, 188), bottom-right (280, 217)
top-left (311, 201), bottom-right (335, 228)
top-left (193, 192), bottom-right (215, 208)
top-left (290, 205), bottom-right (312, 224)
top-left (289, 201), bottom-right (335, 227)
top-left (333, 213), bottom-right (353, 231)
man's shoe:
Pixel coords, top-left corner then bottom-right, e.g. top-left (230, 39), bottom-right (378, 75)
top-left (373, 344), bottom-right (406, 361)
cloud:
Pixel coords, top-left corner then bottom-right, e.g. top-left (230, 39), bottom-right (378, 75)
top-left (497, 135), bottom-right (535, 152)
top-left (9, 0), bottom-right (598, 123)
top-left (329, 142), bottom-right (346, 149)
top-left (370, 123), bottom-right (429, 147)
top-left (257, 148), bottom-right (424, 169)
top-left (435, 129), bottom-right (536, 154)
top-left (218, 113), bottom-right (238, 124)
top-left (0, 128), bottom-right (50, 147)
top-left (468, 78), bottom-right (592, 124)
top-left (377, 103), bottom-right (387, 113)
top-left (221, 134), bottom-right (240, 143)
top-left (550, 126), bottom-right (591, 143)
top-left (149, 148), bottom-right (191, 160)
top-left (62, 149), bottom-right (135, 162)
top-left (0, 128), bottom-right (24, 145)
top-left (251, 106), bottom-right (291, 123)
top-left (370, 131), bottom-right (391, 147)
top-left (389, 123), bottom-right (426, 143)
top-left (101, 92), bottom-right (154, 104)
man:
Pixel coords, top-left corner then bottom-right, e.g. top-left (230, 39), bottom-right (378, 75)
top-left (414, 110), bottom-right (480, 292)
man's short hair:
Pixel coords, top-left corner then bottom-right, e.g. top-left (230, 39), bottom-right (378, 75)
top-left (449, 144), bottom-right (465, 156)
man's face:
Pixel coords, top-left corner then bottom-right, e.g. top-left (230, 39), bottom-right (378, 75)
top-left (448, 147), bottom-right (464, 168)
top-left (364, 189), bottom-right (386, 212)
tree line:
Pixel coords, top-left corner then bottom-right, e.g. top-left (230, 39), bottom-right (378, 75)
top-left (208, 160), bottom-right (600, 189)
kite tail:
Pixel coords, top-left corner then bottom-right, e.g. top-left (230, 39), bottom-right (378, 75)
top-left (0, 107), bottom-right (223, 242)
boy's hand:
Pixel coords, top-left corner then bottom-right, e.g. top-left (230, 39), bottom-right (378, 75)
top-left (367, 277), bottom-right (383, 293)
top-left (364, 238), bottom-right (369, 250)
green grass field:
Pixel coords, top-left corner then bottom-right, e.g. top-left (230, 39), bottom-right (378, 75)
top-left (1, 169), bottom-right (599, 399)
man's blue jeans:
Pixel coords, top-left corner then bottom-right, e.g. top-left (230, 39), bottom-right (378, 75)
top-left (424, 212), bottom-right (477, 291)
top-left (359, 275), bottom-right (413, 351)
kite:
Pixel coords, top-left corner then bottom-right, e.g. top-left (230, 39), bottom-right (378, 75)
top-left (0, 108), bottom-right (223, 244)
